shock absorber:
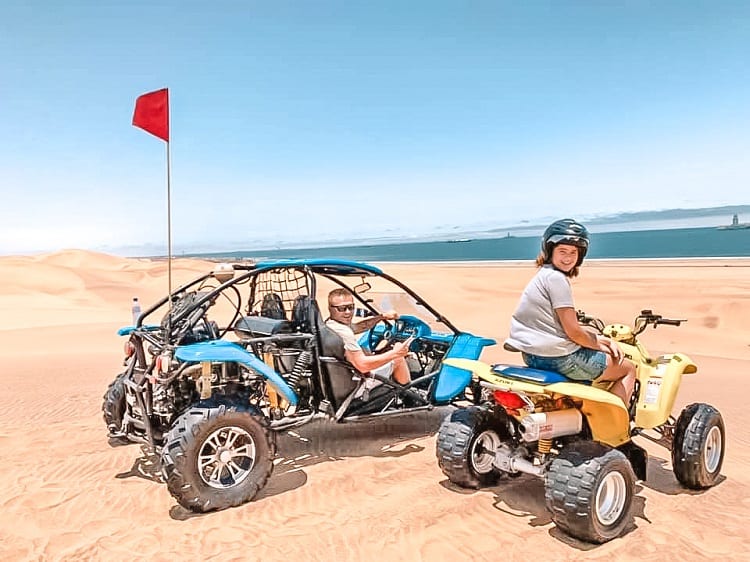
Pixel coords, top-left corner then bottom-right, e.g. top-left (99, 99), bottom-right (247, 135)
top-left (286, 350), bottom-right (313, 390)
top-left (537, 438), bottom-right (552, 454)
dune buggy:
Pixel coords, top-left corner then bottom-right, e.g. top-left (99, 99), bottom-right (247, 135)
top-left (103, 259), bottom-right (495, 512)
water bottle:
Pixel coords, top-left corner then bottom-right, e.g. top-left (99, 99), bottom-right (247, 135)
top-left (131, 297), bottom-right (142, 326)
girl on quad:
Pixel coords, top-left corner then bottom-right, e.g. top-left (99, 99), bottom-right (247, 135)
top-left (504, 218), bottom-right (636, 405)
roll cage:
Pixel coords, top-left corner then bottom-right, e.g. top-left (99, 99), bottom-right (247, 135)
top-left (134, 259), bottom-right (461, 341)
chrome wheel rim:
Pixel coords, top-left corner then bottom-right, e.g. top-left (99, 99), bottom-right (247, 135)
top-left (595, 471), bottom-right (628, 526)
top-left (199, 425), bottom-right (256, 489)
top-left (470, 430), bottom-right (500, 474)
top-left (704, 425), bottom-right (722, 473)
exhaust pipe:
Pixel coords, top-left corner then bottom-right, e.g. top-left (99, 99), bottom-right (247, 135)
top-left (494, 444), bottom-right (545, 477)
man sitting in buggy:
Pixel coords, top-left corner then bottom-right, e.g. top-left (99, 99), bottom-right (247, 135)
top-left (325, 288), bottom-right (413, 398)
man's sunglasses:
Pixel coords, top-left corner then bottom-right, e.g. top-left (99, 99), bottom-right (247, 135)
top-left (331, 304), bottom-right (355, 312)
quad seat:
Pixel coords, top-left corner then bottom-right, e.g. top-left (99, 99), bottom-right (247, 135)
top-left (498, 341), bottom-right (591, 386)
top-left (491, 364), bottom-right (591, 386)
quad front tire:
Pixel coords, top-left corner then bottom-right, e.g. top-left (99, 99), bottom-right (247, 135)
top-left (161, 401), bottom-right (276, 512)
top-left (545, 441), bottom-right (635, 544)
top-left (672, 403), bottom-right (725, 489)
top-left (436, 406), bottom-right (505, 488)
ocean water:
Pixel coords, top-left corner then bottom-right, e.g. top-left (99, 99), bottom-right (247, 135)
top-left (191, 226), bottom-right (750, 262)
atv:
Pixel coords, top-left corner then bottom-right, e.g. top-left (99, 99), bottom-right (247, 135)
top-left (436, 309), bottom-right (725, 544)
top-left (103, 259), bottom-right (495, 512)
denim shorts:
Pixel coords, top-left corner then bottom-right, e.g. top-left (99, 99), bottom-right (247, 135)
top-left (522, 347), bottom-right (607, 381)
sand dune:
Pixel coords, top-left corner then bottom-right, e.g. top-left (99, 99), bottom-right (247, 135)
top-left (0, 250), bottom-right (748, 561)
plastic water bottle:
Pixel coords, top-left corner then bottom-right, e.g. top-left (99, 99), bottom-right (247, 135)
top-left (131, 297), bottom-right (142, 326)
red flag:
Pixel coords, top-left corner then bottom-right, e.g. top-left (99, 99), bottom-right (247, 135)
top-left (132, 88), bottom-right (169, 141)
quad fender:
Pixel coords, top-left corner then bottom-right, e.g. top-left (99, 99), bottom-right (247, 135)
top-left (634, 352), bottom-right (697, 429)
top-left (175, 340), bottom-right (298, 406)
top-left (444, 359), bottom-right (631, 447)
top-left (434, 335), bottom-right (496, 403)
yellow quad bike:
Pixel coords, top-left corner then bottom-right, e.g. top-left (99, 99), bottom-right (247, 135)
top-left (436, 309), bottom-right (725, 544)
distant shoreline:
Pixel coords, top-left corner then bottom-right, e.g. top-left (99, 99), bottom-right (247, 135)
top-left (178, 225), bottom-right (750, 262)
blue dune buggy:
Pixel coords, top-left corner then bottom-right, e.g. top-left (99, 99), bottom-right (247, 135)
top-left (102, 259), bottom-right (495, 512)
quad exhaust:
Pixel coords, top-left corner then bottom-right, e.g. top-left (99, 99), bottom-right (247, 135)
top-left (493, 444), bottom-right (545, 476)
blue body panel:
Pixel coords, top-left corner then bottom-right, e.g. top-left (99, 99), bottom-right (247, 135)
top-left (434, 334), bottom-right (497, 402)
top-left (491, 364), bottom-right (590, 386)
top-left (359, 320), bottom-right (495, 402)
top-left (254, 258), bottom-right (383, 275)
top-left (175, 340), bottom-right (298, 405)
top-left (117, 325), bottom-right (160, 336)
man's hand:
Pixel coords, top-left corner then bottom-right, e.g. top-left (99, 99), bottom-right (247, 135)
top-left (392, 336), bottom-right (414, 357)
top-left (381, 310), bottom-right (399, 321)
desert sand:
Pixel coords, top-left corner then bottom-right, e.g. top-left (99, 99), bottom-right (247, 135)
top-left (1, 250), bottom-right (748, 561)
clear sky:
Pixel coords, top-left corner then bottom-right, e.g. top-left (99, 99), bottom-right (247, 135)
top-left (1, 1), bottom-right (749, 255)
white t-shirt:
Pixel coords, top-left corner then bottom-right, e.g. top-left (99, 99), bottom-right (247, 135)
top-left (325, 319), bottom-right (361, 351)
top-left (324, 319), bottom-right (394, 381)
top-left (505, 264), bottom-right (580, 357)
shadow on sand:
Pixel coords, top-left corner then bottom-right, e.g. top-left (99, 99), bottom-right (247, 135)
top-left (439, 467), bottom-right (652, 549)
top-left (439, 449), bottom-right (726, 549)
top-left (258, 407), bottom-right (450, 499)
top-left (113, 407), bottom-right (451, 519)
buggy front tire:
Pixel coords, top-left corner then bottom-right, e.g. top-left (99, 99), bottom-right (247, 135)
top-left (436, 406), bottom-right (504, 489)
top-left (672, 403), bottom-right (725, 489)
top-left (161, 402), bottom-right (276, 513)
top-left (545, 441), bottom-right (635, 544)
top-left (102, 372), bottom-right (127, 437)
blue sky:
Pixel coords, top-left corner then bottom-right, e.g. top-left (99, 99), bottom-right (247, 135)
top-left (1, 1), bottom-right (749, 255)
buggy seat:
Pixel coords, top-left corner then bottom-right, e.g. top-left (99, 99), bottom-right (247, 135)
top-left (304, 300), bottom-right (362, 408)
top-left (233, 316), bottom-right (292, 338)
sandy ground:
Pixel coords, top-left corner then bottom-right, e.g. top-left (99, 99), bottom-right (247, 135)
top-left (0, 250), bottom-right (748, 561)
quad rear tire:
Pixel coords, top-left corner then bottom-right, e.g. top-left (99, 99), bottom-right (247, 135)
top-left (545, 441), bottom-right (635, 544)
top-left (161, 402), bottom-right (276, 512)
top-left (436, 406), bottom-right (505, 488)
top-left (672, 403), bottom-right (725, 489)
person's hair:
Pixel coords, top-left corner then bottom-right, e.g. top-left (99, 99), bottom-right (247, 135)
top-left (536, 252), bottom-right (580, 278)
top-left (328, 288), bottom-right (353, 305)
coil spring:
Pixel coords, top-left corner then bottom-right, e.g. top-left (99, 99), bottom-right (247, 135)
top-left (538, 438), bottom-right (552, 454)
top-left (286, 350), bottom-right (313, 389)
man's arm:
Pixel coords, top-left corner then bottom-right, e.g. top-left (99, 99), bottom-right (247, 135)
top-left (345, 337), bottom-right (413, 373)
top-left (351, 310), bottom-right (398, 334)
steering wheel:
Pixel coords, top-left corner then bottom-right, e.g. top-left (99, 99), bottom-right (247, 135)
top-left (367, 318), bottom-right (397, 353)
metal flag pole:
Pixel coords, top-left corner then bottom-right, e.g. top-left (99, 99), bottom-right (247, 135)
top-left (166, 137), bottom-right (173, 339)
top-left (132, 87), bottom-right (171, 338)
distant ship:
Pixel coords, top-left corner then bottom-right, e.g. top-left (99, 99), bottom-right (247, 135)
top-left (447, 238), bottom-right (473, 243)
top-left (717, 214), bottom-right (750, 230)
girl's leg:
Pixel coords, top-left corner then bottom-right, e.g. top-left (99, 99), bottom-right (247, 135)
top-left (596, 357), bottom-right (636, 405)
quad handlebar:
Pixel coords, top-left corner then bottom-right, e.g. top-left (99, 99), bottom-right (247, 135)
top-left (576, 309), bottom-right (686, 336)
top-left (633, 309), bottom-right (686, 334)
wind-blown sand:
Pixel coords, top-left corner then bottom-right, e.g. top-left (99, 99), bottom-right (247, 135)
top-left (1, 250), bottom-right (748, 561)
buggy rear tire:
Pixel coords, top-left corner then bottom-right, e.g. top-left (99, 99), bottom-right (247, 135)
top-left (436, 406), bottom-right (504, 489)
top-left (161, 402), bottom-right (276, 513)
top-left (102, 372), bottom-right (127, 439)
top-left (545, 441), bottom-right (635, 544)
top-left (672, 403), bottom-right (725, 489)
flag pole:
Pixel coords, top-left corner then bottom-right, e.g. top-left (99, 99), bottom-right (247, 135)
top-left (131, 87), bottom-right (172, 339)
top-left (166, 138), bottom-right (173, 331)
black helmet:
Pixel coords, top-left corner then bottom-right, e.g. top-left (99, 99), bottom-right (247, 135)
top-left (541, 218), bottom-right (589, 266)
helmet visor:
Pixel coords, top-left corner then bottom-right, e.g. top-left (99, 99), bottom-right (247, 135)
top-left (547, 234), bottom-right (589, 249)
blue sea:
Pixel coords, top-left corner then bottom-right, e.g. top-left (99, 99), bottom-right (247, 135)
top-left (190, 226), bottom-right (750, 262)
